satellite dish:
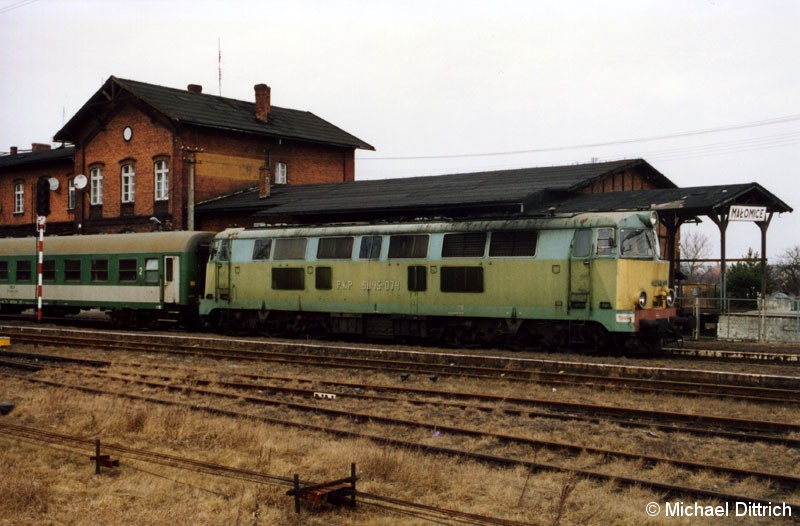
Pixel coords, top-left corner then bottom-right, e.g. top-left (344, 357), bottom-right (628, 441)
top-left (73, 174), bottom-right (88, 190)
top-left (48, 177), bottom-right (60, 191)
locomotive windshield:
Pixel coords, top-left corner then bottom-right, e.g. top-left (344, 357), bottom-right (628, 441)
top-left (619, 228), bottom-right (658, 258)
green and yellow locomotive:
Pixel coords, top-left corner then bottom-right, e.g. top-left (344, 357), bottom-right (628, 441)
top-left (200, 211), bottom-right (678, 352)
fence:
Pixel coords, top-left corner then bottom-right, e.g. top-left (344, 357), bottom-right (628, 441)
top-left (676, 295), bottom-right (800, 343)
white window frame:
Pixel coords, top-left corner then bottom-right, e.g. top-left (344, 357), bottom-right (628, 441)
top-left (67, 178), bottom-right (76, 210)
top-left (154, 160), bottom-right (169, 201)
top-left (121, 164), bottom-right (135, 204)
top-left (275, 162), bottom-right (287, 184)
top-left (90, 167), bottom-right (103, 205)
top-left (14, 182), bottom-right (24, 213)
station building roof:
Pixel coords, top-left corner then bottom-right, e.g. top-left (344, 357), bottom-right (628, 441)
top-left (0, 145), bottom-right (75, 170)
top-left (197, 158), bottom-right (676, 223)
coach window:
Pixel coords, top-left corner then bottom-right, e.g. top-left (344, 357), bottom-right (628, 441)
top-left (43, 259), bottom-right (56, 282)
top-left (64, 259), bottom-right (81, 281)
top-left (596, 228), bottom-right (616, 256)
top-left (442, 233), bottom-right (486, 258)
top-left (16, 260), bottom-right (32, 282)
top-left (317, 237), bottom-right (354, 259)
top-left (489, 230), bottom-right (538, 257)
top-left (388, 235), bottom-right (429, 259)
top-left (144, 259), bottom-right (159, 283)
top-left (119, 259), bottom-right (138, 282)
top-left (0, 261), bottom-right (8, 282)
top-left (273, 238), bottom-right (307, 260)
top-left (91, 259), bottom-right (109, 282)
top-left (252, 239), bottom-right (272, 260)
top-left (407, 265), bottom-right (427, 292)
top-left (359, 236), bottom-right (382, 259)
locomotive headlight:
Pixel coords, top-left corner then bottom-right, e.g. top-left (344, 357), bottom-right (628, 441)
top-left (637, 290), bottom-right (648, 309)
top-left (665, 289), bottom-right (675, 307)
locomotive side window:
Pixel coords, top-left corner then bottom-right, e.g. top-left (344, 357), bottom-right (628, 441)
top-left (388, 235), bottom-right (428, 258)
top-left (16, 260), bottom-right (32, 282)
top-left (252, 239), bottom-right (272, 260)
top-left (144, 259), bottom-right (159, 283)
top-left (274, 238), bottom-right (307, 260)
top-left (359, 236), bottom-right (382, 259)
top-left (91, 259), bottom-right (109, 282)
top-left (119, 259), bottom-right (138, 282)
top-left (620, 229), bottom-right (656, 258)
top-left (440, 267), bottom-right (484, 293)
top-left (489, 230), bottom-right (538, 257)
top-left (596, 228), bottom-right (616, 256)
top-left (316, 267), bottom-right (332, 290)
top-left (408, 266), bottom-right (427, 292)
top-left (0, 261), bottom-right (7, 282)
top-left (572, 229), bottom-right (592, 258)
top-left (317, 237), bottom-right (354, 259)
top-left (65, 259), bottom-right (81, 281)
top-left (272, 268), bottom-right (305, 290)
top-left (442, 233), bottom-right (486, 258)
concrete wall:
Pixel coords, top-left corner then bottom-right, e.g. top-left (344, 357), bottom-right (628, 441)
top-left (717, 312), bottom-right (800, 343)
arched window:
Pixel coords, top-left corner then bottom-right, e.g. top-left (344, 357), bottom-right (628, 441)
top-left (154, 159), bottom-right (169, 201)
top-left (13, 181), bottom-right (24, 213)
top-left (121, 164), bottom-right (135, 203)
top-left (90, 167), bottom-right (103, 205)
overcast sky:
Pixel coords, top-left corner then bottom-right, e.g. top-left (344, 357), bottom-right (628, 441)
top-left (2, 0), bottom-right (798, 260)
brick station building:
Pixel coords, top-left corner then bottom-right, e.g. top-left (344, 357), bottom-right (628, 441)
top-left (0, 76), bottom-right (373, 236)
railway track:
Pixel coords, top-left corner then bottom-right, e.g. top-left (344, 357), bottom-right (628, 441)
top-left (4, 368), bottom-right (799, 514)
top-left (4, 327), bottom-right (800, 405)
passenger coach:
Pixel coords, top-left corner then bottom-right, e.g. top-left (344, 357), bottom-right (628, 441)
top-left (200, 212), bottom-right (678, 352)
top-left (0, 231), bottom-right (214, 327)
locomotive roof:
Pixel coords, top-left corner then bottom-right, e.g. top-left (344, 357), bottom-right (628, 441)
top-left (0, 231), bottom-right (215, 256)
top-left (218, 211), bottom-right (656, 239)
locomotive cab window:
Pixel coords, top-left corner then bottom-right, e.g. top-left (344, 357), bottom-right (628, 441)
top-left (388, 235), bottom-right (428, 259)
top-left (359, 236), bottom-right (382, 259)
top-left (212, 239), bottom-right (230, 262)
top-left (620, 229), bottom-right (657, 258)
top-left (596, 228), bottom-right (616, 256)
top-left (442, 233), bottom-right (486, 258)
top-left (489, 230), bottom-right (538, 257)
top-left (572, 229), bottom-right (592, 258)
top-left (252, 239), bottom-right (272, 260)
top-left (274, 238), bottom-right (307, 260)
top-left (317, 237), bottom-right (354, 259)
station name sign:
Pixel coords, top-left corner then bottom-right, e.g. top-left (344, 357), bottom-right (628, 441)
top-left (729, 205), bottom-right (767, 222)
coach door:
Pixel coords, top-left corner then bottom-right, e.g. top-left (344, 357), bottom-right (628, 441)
top-left (569, 229), bottom-right (592, 311)
top-left (163, 256), bottom-right (180, 304)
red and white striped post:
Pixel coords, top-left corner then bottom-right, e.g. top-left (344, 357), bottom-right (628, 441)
top-left (36, 216), bottom-right (45, 322)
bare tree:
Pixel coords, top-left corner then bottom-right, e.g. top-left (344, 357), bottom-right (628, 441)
top-left (774, 245), bottom-right (800, 296)
top-left (679, 230), bottom-right (712, 282)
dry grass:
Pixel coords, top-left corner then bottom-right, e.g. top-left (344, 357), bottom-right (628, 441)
top-left (1, 340), bottom-right (798, 525)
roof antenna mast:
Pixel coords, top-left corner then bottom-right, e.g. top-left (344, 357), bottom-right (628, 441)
top-left (218, 37), bottom-right (222, 96)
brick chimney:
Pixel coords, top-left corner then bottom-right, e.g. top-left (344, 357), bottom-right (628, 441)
top-left (10, 146), bottom-right (17, 155)
top-left (187, 84), bottom-right (203, 94)
top-left (254, 84), bottom-right (271, 122)
top-left (258, 165), bottom-right (271, 198)
top-left (31, 143), bottom-right (51, 152)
